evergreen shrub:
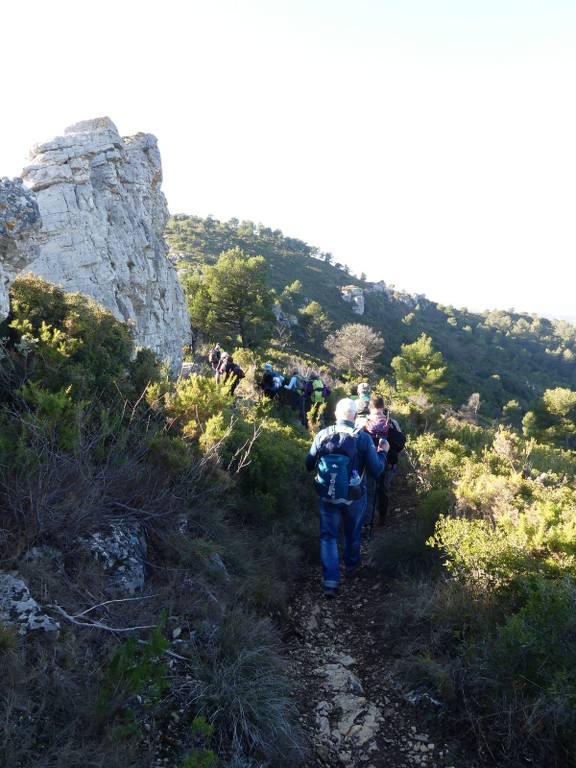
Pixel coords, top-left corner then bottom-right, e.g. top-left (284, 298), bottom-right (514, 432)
top-left (222, 414), bottom-right (311, 519)
top-left (473, 578), bottom-right (576, 765)
top-left (1, 274), bottom-right (134, 402)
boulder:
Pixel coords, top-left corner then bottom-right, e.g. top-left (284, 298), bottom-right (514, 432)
top-left (340, 286), bottom-right (365, 315)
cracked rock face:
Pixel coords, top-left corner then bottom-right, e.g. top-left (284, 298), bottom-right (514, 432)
top-left (1, 117), bottom-right (190, 373)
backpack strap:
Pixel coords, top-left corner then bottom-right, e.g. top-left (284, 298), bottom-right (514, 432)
top-left (317, 425), bottom-right (364, 477)
top-left (315, 426), bottom-right (366, 495)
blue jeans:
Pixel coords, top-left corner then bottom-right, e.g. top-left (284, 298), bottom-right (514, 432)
top-left (319, 495), bottom-right (367, 588)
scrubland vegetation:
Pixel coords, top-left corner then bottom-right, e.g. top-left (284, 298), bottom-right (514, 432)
top-left (374, 408), bottom-right (576, 767)
top-left (1, 209), bottom-right (575, 768)
top-left (0, 275), bottom-right (315, 767)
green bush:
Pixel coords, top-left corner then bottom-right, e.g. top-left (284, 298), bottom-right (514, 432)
top-left (125, 347), bottom-right (168, 403)
top-left (164, 373), bottom-right (234, 447)
top-left (178, 716), bottom-right (218, 768)
top-left (428, 515), bottom-right (542, 590)
top-left (222, 413), bottom-right (311, 520)
top-left (409, 433), bottom-right (468, 490)
top-left (1, 274), bottom-right (134, 402)
top-left (475, 578), bottom-right (576, 765)
top-left (97, 619), bottom-right (169, 732)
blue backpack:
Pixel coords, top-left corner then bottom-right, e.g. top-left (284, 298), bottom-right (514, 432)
top-left (314, 427), bottom-right (363, 504)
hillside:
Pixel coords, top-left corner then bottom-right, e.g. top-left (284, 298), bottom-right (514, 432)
top-left (165, 214), bottom-right (576, 421)
top-left (1, 264), bottom-right (575, 767)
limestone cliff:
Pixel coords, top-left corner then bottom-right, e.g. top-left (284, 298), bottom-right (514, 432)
top-left (0, 117), bottom-right (190, 373)
top-left (0, 178), bottom-right (41, 316)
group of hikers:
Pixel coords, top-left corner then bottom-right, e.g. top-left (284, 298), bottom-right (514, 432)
top-left (260, 363), bottom-right (330, 426)
top-left (207, 342), bottom-right (406, 599)
top-left (208, 343), bottom-right (330, 426)
top-left (305, 387), bottom-right (406, 598)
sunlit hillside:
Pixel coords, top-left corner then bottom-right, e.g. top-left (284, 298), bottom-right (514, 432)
top-left (166, 213), bottom-right (576, 422)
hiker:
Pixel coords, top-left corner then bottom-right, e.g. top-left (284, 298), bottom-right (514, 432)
top-left (217, 354), bottom-right (244, 394)
top-left (306, 371), bottom-right (327, 426)
top-left (259, 362), bottom-right (281, 399)
top-left (208, 343), bottom-right (221, 374)
top-left (284, 368), bottom-right (306, 422)
top-left (305, 398), bottom-right (389, 598)
top-left (354, 382), bottom-right (371, 416)
top-left (361, 395), bottom-right (406, 527)
top-left (272, 371), bottom-right (286, 402)
top-left (215, 352), bottom-right (228, 384)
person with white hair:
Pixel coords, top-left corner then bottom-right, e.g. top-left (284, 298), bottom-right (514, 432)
top-left (305, 398), bottom-right (389, 598)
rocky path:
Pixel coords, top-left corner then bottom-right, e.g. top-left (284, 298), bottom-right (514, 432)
top-left (283, 515), bottom-right (481, 768)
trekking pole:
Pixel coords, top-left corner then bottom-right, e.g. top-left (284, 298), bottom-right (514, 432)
top-left (367, 481), bottom-right (379, 541)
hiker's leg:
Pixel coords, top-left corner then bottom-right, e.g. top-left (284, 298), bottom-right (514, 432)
top-left (319, 500), bottom-right (342, 588)
top-left (379, 467), bottom-right (393, 524)
top-left (298, 395), bottom-right (306, 426)
top-left (341, 497), bottom-right (365, 573)
top-left (364, 475), bottom-right (376, 525)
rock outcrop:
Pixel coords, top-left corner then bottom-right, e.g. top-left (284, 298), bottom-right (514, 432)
top-left (339, 280), bottom-right (428, 319)
top-left (0, 178), bottom-right (41, 316)
top-left (80, 522), bottom-right (148, 596)
top-left (0, 117), bottom-right (190, 373)
top-left (0, 574), bottom-right (60, 636)
top-left (340, 285), bottom-right (365, 315)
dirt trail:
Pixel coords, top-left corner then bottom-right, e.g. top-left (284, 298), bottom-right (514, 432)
top-left (283, 486), bottom-right (482, 768)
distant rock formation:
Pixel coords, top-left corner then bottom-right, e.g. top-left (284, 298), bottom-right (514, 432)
top-left (367, 280), bottom-right (390, 296)
top-left (340, 285), bottom-right (365, 315)
top-left (273, 304), bottom-right (298, 327)
top-left (0, 117), bottom-right (190, 373)
top-left (339, 280), bottom-right (427, 317)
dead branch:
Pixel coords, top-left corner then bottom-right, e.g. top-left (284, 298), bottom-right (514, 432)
top-left (47, 596), bottom-right (157, 633)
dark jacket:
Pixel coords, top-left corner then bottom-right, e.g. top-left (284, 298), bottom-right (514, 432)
top-left (385, 423), bottom-right (405, 466)
top-left (305, 420), bottom-right (386, 493)
top-left (218, 358), bottom-right (242, 381)
top-left (363, 415), bottom-right (405, 467)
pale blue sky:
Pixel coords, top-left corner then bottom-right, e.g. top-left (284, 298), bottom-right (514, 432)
top-left (3, 1), bottom-right (575, 320)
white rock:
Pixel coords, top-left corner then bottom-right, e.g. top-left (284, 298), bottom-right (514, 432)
top-left (0, 574), bottom-right (60, 636)
top-left (5, 117), bottom-right (190, 374)
top-left (340, 285), bottom-right (365, 315)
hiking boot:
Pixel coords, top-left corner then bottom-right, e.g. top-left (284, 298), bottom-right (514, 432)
top-left (323, 586), bottom-right (338, 599)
